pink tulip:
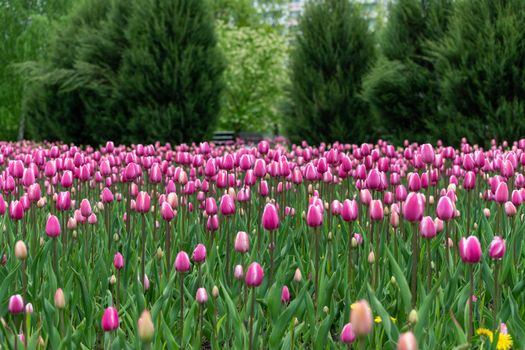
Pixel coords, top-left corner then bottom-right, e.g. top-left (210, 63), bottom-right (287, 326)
top-left (397, 331), bottom-right (418, 350)
top-left (160, 202), bottom-right (175, 221)
top-left (459, 236), bottom-right (482, 264)
top-left (489, 236), bottom-right (506, 260)
top-left (207, 215), bottom-right (219, 231)
top-left (350, 300), bottom-right (373, 336)
top-left (463, 171), bottom-right (476, 190)
top-left (262, 203), bottom-right (280, 231)
top-left (8, 294), bottom-right (24, 314)
top-left (420, 143), bottom-right (435, 164)
top-left (196, 288), bottom-right (208, 304)
top-left (504, 201), bottom-right (517, 217)
top-left (219, 194), bottom-right (235, 216)
top-left (341, 199), bottom-right (358, 222)
top-left (234, 265), bottom-right (244, 280)
top-left (175, 251), bottom-right (191, 272)
top-left (101, 307), bottom-right (119, 332)
top-left (369, 200), bottom-right (384, 221)
top-left (494, 182), bottom-right (509, 204)
top-left (101, 188), bottom-right (114, 203)
top-left (9, 201), bottom-right (24, 220)
top-left (245, 262), bottom-right (264, 287)
top-left (420, 216), bottom-right (436, 238)
top-left (436, 196), bottom-right (455, 221)
top-left (80, 199), bottom-right (92, 218)
top-left (114, 252), bottom-right (124, 270)
top-left (403, 192), bottom-right (424, 222)
top-left (45, 215), bottom-right (61, 238)
top-left (340, 323), bottom-right (356, 344)
top-left (235, 231), bottom-right (250, 253)
top-left (281, 285), bottom-right (290, 304)
top-left (192, 244), bottom-right (207, 263)
top-left (56, 191), bottom-right (71, 211)
top-left (136, 191), bottom-right (151, 213)
top-left (306, 203), bottom-right (323, 227)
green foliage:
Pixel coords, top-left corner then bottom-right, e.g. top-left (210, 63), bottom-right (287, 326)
top-left (362, 0), bottom-right (453, 144)
top-left (217, 22), bottom-right (287, 133)
top-left (431, 0), bottom-right (525, 146)
top-left (0, 0), bottom-right (74, 140)
top-left (119, 0), bottom-right (225, 144)
top-left (20, 0), bottom-right (224, 145)
top-left (285, 0), bottom-right (376, 145)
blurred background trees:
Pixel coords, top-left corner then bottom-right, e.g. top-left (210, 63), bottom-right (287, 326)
top-left (284, 0), bottom-right (376, 145)
top-left (1, 0), bottom-right (525, 146)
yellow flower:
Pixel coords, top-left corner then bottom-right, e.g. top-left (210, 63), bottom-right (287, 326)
top-left (476, 328), bottom-right (513, 350)
top-left (374, 316), bottom-right (397, 324)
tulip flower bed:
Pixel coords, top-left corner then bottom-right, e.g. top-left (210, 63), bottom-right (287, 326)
top-left (0, 138), bottom-right (524, 350)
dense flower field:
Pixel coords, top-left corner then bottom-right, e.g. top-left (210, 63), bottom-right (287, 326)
top-left (0, 138), bottom-right (523, 349)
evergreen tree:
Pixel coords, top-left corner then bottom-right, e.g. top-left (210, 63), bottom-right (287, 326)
top-left (285, 0), bottom-right (376, 145)
top-left (432, 0), bottom-right (525, 145)
top-left (21, 0), bottom-right (224, 145)
top-left (362, 0), bottom-right (452, 144)
top-left (119, 0), bottom-right (225, 144)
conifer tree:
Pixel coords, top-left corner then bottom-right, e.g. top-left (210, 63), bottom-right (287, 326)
top-left (285, 0), bottom-right (376, 144)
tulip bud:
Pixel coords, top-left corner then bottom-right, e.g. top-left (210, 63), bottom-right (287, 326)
top-left (212, 286), bottom-right (219, 298)
top-left (397, 331), bottom-right (418, 350)
top-left (196, 288), bottom-right (208, 304)
top-left (110, 275), bottom-right (117, 285)
top-left (409, 309), bottom-right (418, 324)
top-left (156, 247), bottom-right (164, 259)
top-left (54, 288), bottom-right (65, 309)
top-left (281, 285), bottom-right (290, 304)
top-left (234, 264), bottom-right (244, 280)
top-left (294, 268), bottom-right (302, 283)
top-left (368, 251), bottom-right (375, 264)
top-left (350, 300), bottom-right (373, 337)
top-left (14, 241), bottom-right (27, 260)
top-left (138, 310), bottom-right (154, 343)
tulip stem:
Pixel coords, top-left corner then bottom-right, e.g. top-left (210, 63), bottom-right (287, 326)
top-left (180, 273), bottom-right (185, 348)
top-left (347, 238), bottom-right (352, 289)
top-left (314, 227), bottom-right (320, 310)
top-left (468, 264), bottom-right (474, 343)
top-left (225, 217), bottom-right (231, 285)
top-left (269, 229), bottom-right (274, 287)
top-left (411, 223), bottom-right (418, 307)
top-left (53, 238), bottom-right (57, 278)
top-left (493, 261), bottom-right (499, 329)
top-left (166, 221), bottom-right (171, 271)
top-left (141, 214), bottom-right (146, 292)
top-left (466, 190), bottom-right (472, 234)
top-left (249, 287), bottom-right (255, 350)
top-left (116, 269), bottom-right (121, 309)
top-left (427, 239), bottom-right (432, 292)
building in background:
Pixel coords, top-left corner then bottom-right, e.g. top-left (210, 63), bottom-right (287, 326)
top-left (282, 0), bottom-right (392, 33)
